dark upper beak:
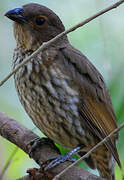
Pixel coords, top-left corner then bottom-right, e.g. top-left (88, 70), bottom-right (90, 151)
top-left (4, 8), bottom-right (27, 23)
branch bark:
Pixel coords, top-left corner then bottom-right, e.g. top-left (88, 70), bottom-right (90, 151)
top-left (0, 112), bottom-right (105, 180)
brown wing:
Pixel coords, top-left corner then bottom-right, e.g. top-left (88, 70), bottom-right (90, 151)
top-left (61, 44), bottom-right (121, 167)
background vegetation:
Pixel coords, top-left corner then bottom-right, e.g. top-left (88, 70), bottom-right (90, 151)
top-left (0, 0), bottom-right (124, 179)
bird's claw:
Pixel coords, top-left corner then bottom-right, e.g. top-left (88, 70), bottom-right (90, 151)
top-left (28, 137), bottom-right (60, 157)
top-left (28, 137), bottom-right (41, 156)
top-left (42, 145), bottom-right (82, 171)
top-left (43, 154), bottom-right (76, 171)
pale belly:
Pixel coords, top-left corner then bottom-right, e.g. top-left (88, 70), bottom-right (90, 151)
top-left (14, 60), bottom-right (90, 150)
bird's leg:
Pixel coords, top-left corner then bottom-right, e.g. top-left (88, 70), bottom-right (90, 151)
top-left (43, 145), bottom-right (83, 171)
top-left (28, 137), bottom-right (60, 157)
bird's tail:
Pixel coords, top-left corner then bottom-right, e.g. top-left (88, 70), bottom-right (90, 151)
top-left (79, 144), bottom-right (116, 180)
top-left (92, 145), bottom-right (116, 180)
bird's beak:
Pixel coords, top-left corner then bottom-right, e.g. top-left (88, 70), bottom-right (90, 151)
top-left (4, 8), bottom-right (27, 23)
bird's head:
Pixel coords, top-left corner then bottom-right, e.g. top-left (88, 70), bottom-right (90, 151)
top-left (5, 3), bottom-right (68, 51)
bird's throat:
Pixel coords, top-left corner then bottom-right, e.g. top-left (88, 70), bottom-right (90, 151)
top-left (13, 22), bottom-right (41, 51)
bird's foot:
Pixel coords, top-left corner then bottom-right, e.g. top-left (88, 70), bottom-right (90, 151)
top-left (43, 154), bottom-right (76, 171)
top-left (43, 146), bottom-right (82, 171)
top-left (28, 137), bottom-right (60, 157)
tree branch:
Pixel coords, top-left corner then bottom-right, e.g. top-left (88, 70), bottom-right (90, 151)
top-left (0, 112), bottom-right (105, 180)
top-left (0, 0), bottom-right (124, 86)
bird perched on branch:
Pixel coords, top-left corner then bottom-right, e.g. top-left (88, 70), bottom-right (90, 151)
top-left (5, 3), bottom-right (121, 180)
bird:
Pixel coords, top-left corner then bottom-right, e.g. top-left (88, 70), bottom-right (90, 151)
top-left (5, 3), bottom-right (121, 180)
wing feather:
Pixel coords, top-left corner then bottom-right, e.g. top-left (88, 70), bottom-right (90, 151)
top-left (61, 45), bottom-right (121, 167)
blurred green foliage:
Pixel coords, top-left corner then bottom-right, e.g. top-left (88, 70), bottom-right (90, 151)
top-left (0, 0), bottom-right (124, 179)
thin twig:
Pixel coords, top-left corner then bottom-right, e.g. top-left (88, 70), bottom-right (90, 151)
top-left (0, 0), bottom-right (124, 86)
top-left (0, 147), bottom-right (18, 180)
top-left (53, 122), bottom-right (124, 180)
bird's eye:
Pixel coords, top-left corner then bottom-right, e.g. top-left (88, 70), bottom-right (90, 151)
top-left (35, 17), bottom-right (46, 25)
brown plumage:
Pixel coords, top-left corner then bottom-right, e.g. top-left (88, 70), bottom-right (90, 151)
top-left (5, 3), bottom-right (121, 179)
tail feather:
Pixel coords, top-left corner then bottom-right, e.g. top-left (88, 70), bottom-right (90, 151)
top-left (78, 151), bottom-right (96, 169)
top-left (92, 145), bottom-right (116, 180)
top-left (79, 144), bottom-right (116, 180)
